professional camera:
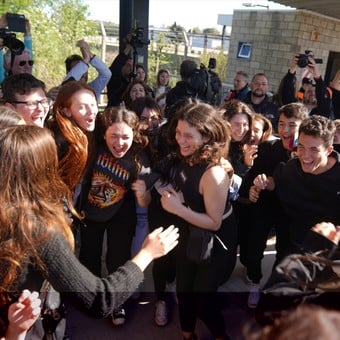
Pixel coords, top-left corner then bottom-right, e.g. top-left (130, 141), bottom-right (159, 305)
top-left (130, 26), bottom-right (150, 48)
top-left (188, 58), bottom-right (222, 105)
top-left (0, 28), bottom-right (24, 55)
top-left (297, 50), bottom-right (323, 68)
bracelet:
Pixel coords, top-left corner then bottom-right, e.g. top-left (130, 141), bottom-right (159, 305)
top-left (89, 54), bottom-right (96, 62)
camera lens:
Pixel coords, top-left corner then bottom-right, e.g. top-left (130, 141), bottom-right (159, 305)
top-left (3, 35), bottom-right (25, 55)
top-left (297, 55), bottom-right (309, 68)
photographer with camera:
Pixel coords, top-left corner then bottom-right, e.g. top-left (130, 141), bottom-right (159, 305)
top-left (106, 34), bottom-right (134, 107)
top-left (107, 27), bottom-right (150, 108)
top-left (279, 52), bottom-right (332, 118)
top-left (0, 14), bottom-right (33, 82)
top-left (165, 59), bottom-right (200, 114)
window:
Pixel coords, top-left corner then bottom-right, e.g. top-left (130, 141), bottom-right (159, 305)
top-left (237, 42), bottom-right (252, 59)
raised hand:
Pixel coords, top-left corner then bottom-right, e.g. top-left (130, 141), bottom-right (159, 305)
top-left (132, 225), bottom-right (179, 271)
top-left (6, 290), bottom-right (41, 338)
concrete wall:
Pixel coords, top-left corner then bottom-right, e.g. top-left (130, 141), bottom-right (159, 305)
top-left (226, 9), bottom-right (340, 93)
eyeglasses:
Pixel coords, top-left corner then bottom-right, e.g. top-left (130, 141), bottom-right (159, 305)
top-left (11, 98), bottom-right (52, 110)
top-left (18, 60), bottom-right (34, 67)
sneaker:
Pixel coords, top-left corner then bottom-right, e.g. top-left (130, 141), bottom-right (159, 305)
top-left (111, 307), bottom-right (126, 326)
top-left (155, 300), bottom-right (168, 326)
top-left (248, 283), bottom-right (260, 309)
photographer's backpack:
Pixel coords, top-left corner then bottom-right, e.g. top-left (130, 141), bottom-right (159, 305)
top-left (188, 64), bottom-right (222, 106)
top-left (207, 69), bottom-right (222, 106)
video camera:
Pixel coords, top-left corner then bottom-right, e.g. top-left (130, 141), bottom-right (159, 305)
top-left (0, 28), bottom-right (24, 55)
top-left (130, 26), bottom-right (150, 49)
top-left (297, 50), bottom-right (323, 68)
top-left (188, 58), bottom-right (222, 105)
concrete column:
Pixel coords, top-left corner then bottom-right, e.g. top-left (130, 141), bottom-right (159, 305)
top-left (119, 0), bottom-right (149, 67)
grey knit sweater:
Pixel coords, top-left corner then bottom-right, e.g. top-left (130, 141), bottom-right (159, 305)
top-left (6, 231), bottom-right (144, 318)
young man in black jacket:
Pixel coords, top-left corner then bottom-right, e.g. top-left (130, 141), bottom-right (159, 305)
top-left (239, 102), bottom-right (308, 308)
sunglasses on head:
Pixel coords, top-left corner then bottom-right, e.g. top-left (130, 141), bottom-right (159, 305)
top-left (18, 60), bottom-right (34, 67)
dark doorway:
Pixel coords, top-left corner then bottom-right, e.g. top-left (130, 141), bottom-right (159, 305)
top-left (325, 51), bottom-right (340, 83)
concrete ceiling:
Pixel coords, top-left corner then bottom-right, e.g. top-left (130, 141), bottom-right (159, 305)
top-left (276, 0), bottom-right (340, 20)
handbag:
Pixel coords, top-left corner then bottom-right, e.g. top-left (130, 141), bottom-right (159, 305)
top-left (26, 281), bottom-right (66, 340)
top-left (186, 225), bottom-right (214, 264)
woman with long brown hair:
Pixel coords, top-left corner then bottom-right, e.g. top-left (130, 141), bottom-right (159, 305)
top-left (0, 125), bottom-right (178, 338)
top-left (160, 100), bottom-right (237, 340)
top-left (78, 106), bottom-right (158, 325)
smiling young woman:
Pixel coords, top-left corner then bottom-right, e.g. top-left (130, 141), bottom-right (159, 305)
top-left (48, 80), bottom-right (99, 194)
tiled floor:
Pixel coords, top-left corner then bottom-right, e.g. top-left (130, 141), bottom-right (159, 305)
top-left (65, 247), bottom-right (276, 339)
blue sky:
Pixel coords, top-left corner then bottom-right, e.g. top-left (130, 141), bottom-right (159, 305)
top-left (84, 0), bottom-right (293, 31)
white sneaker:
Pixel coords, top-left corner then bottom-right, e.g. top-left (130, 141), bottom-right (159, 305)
top-left (248, 283), bottom-right (260, 309)
top-left (111, 307), bottom-right (126, 326)
top-left (155, 300), bottom-right (168, 326)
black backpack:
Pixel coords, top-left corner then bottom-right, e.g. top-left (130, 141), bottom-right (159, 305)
top-left (188, 64), bottom-right (222, 105)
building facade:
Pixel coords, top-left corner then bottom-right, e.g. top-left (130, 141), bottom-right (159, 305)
top-left (226, 9), bottom-right (340, 92)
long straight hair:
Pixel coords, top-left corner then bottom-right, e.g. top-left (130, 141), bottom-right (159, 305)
top-left (0, 126), bottom-right (75, 291)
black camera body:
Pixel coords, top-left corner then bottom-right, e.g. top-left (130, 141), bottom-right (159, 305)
top-left (297, 50), bottom-right (323, 68)
top-left (130, 26), bottom-right (150, 48)
top-left (0, 28), bottom-right (25, 55)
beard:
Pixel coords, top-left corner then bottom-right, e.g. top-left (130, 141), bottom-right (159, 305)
top-left (252, 90), bottom-right (266, 98)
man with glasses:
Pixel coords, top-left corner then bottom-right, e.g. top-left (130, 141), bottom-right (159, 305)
top-left (2, 73), bottom-right (50, 127)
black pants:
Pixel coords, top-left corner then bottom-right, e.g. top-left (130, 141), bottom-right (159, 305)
top-left (176, 215), bottom-right (238, 337)
top-left (148, 189), bottom-right (181, 300)
top-left (246, 203), bottom-right (290, 283)
top-left (79, 200), bottom-right (136, 277)
top-left (232, 201), bottom-right (252, 267)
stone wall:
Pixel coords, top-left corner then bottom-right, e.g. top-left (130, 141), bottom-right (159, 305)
top-left (226, 9), bottom-right (340, 93)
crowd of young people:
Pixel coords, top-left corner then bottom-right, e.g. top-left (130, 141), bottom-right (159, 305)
top-left (0, 32), bottom-right (339, 340)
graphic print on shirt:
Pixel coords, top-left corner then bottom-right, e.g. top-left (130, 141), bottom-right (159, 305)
top-left (88, 153), bottom-right (130, 208)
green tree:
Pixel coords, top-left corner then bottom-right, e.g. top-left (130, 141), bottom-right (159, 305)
top-left (148, 32), bottom-right (173, 87)
top-left (203, 27), bottom-right (220, 35)
top-left (191, 27), bottom-right (201, 34)
top-left (167, 22), bottom-right (185, 54)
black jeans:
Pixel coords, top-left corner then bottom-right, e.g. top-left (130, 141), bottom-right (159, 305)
top-left (176, 216), bottom-right (238, 337)
top-left (79, 200), bottom-right (136, 277)
top-left (246, 204), bottom-right (290, 283)
top-left (149, 189), bottom-right (180, 300)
